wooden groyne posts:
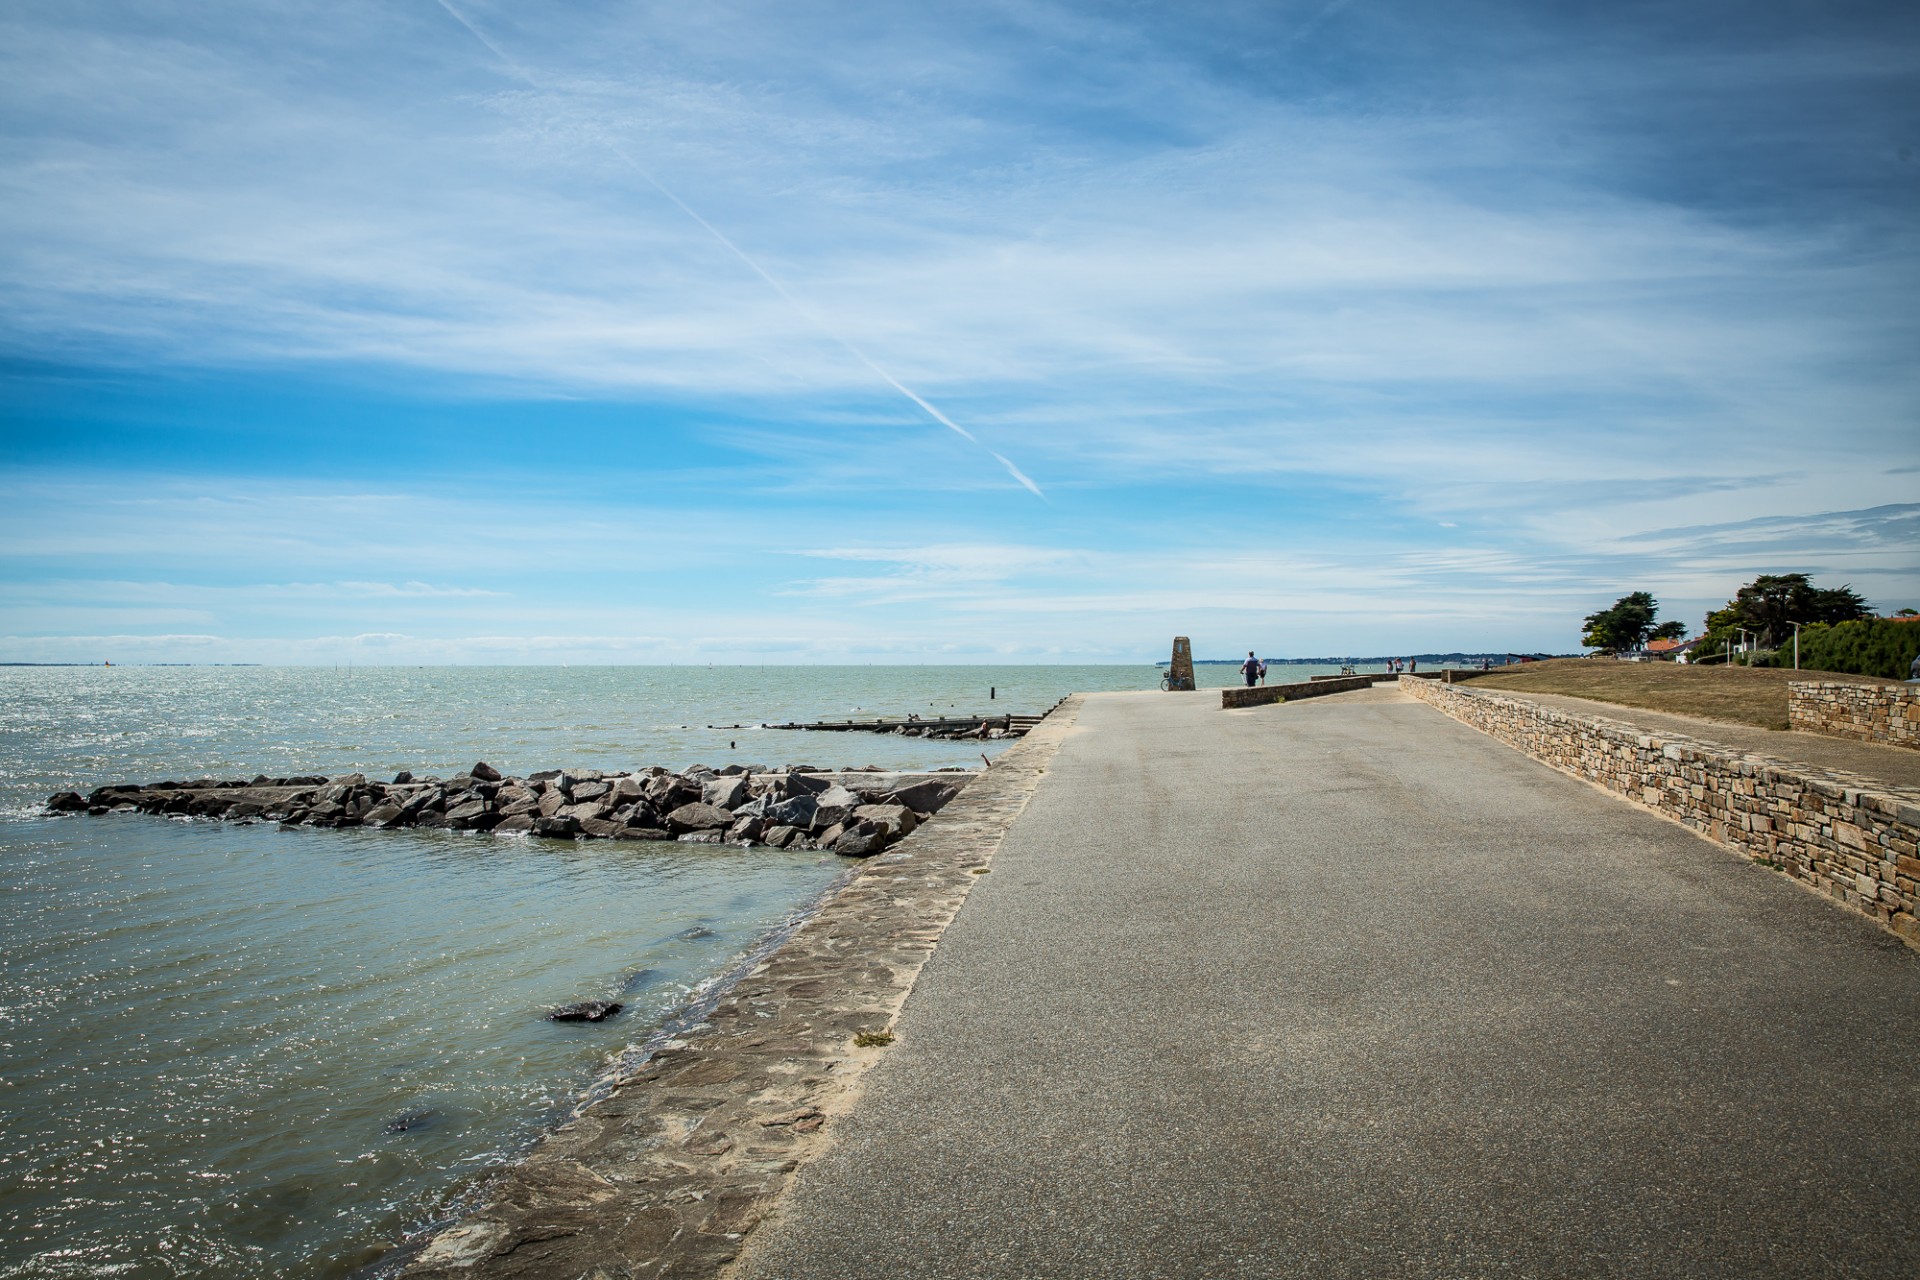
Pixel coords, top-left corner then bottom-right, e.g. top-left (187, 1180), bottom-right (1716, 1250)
top-left (761, 698), bottom-right (1068, 740)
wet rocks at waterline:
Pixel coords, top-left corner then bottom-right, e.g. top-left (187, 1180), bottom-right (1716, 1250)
top-left (46, 763), bottom-right (973, 858)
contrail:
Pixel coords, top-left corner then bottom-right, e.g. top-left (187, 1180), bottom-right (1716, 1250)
top-left (434, 0), bottom-right (1044, 499)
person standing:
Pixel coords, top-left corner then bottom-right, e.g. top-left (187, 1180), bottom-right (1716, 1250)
top-left (1241, 651), bottom-right (1261, 687)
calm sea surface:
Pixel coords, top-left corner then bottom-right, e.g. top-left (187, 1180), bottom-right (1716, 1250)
top-left (0, 663), bottom-right (1347, 1279)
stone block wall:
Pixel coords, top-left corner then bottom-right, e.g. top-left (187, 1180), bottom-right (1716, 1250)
top-left (1221, 674), bottom-right (1376, 709)
top-left (1789, 681), bottom-right (1920, 751)
top-left (1399, 676), bottom-right (1920, 948)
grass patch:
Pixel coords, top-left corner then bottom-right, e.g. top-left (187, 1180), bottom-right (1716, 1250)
top-left (969, 867), bottom-right (990, 875)
top-left (853, 1030), bottom-right (895, 1048)
top-left (1464, 658), bottom-right (1897, 731)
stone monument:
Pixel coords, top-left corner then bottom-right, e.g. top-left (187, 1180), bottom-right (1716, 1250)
top-left (1166, 636), bottom-right (1196, 691)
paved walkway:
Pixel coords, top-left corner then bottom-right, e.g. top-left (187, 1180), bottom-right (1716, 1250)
top-left (733, 687), bottom-right (1920, 1279)
top-left (1476, 687), bottom-right (1920, 792)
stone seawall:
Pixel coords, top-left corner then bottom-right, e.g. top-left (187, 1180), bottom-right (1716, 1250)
top-left (1399, 676), bottom-right (1920, 949)
top-left (1222, 674), bottom-right (1376, 709)
top-left (388, 699), bottom-right (1083, 1279)
top-left (1789, 681), bottom-right (1920, 751)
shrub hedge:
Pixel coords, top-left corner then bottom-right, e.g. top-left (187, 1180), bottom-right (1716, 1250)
top-left (1766, 618), bottom-right (1920, 680)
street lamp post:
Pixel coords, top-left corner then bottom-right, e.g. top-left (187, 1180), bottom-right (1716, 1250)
top-left (1789, 620), bottom-right (1804, 671)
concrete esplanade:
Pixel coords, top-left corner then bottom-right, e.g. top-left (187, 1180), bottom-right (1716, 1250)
top-left (730, 685), bottom-right (1920, 1279)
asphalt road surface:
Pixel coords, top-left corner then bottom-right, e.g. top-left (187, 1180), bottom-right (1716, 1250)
top-left (732, 687), bottom-right (1920, 1280)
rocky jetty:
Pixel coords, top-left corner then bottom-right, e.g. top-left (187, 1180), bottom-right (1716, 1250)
top-left (46, 762), bottom-right (972, 858)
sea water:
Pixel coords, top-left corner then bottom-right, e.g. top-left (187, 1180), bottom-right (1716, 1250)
top-left (0, 662), bottom-right (1348, 1278)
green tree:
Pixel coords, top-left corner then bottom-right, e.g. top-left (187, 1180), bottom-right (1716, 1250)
top-left (1696, 573), bottom-right (1871, 661)
top-left (1731, 573), bottom-right (1869, 647)
top-left (1582, 592), bottom-right (1659, 653)
top-left (1650, 620), bottom-right (1687, 643)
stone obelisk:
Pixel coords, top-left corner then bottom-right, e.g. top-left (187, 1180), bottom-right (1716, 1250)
top-left (1167, 636), bottom-right (1196, 691)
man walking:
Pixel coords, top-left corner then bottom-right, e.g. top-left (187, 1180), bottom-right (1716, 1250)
top-left (1241, 651), bottom-right (1261, 688)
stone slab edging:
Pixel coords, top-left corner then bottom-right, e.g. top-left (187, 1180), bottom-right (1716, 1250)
top-left (1398, 676), bottom-right (1920, 949)
top-left (388, 695), bottom-right (1083, 1280)
top-left (1790, 680), bottom-right (1920, 751)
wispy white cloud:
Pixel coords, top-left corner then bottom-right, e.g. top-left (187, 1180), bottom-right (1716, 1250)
top-left (2, 2), bottom-right (1916, 657)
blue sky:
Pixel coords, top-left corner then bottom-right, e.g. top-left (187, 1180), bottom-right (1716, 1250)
top-left (2, 0), bottom-right (1915, 663)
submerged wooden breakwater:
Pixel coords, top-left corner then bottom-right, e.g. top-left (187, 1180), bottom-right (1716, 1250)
top-left (764, 713), bottom-right (1039, 739)
top-left (759, 698), bottom-right (1067, 740)
top-left (47, 762), bottom-right (973, 858)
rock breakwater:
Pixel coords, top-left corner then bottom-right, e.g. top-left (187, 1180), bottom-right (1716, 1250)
top-left (47, 763), bottom-right (973, 858)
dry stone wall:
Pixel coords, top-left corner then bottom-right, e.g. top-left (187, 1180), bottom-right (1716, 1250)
top-left (1399, 676), bottom-right (1920, 949)
top-left (1789, 681), bottom-right (1920, 751)
top-left (1221, 674), bottom-right (1376, 709)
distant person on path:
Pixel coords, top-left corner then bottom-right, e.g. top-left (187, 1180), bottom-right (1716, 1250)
top-left (1241, 652), bottom-right (1261, 687)
top-left (1410, 658), bottom-right (1417, 673)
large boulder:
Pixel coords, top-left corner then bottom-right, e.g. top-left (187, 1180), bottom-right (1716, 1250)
top-left (537, 791), bottom-right (568, 819)
top-left (852, 803), bottom-right (917, 838)
top-left (616, 802), bottom-right (663, 829)
top-left (783, 771), bottom-right (833, 797)
top-left (885, 779), bottom-right (961, 814)
top-left (497, 789), bottom-right (540, 818)
top-left (447, 799), bottom-right (500, 830)
top-left (703, 775), bottom-right (750, 811)
top-left (399, 788), bottom-right (442, 821)
top-left (533, 815), bottom-right (580, 838)
top-left (46, 791), bottom-right (87, 812)
top-left (664, 802), bottom-right (733, 833)
top-left (766, 794), bottom-right (819, 829)
top-left (570, 780), bottom-right (612, 803)
top-left (471, 761), bottom-right (503, 782)
top-left (811, 785), bottom-right (860, 829)
top-left (834, 825), bottom-right (888, 857)
top-left (645, 773), bottom-right (701, 811)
